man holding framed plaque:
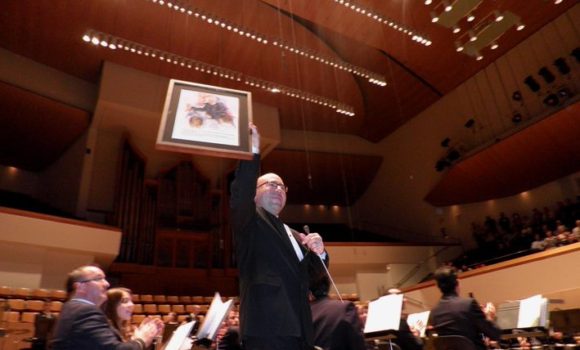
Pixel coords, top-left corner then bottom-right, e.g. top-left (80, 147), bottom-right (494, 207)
top-left (230, 123), bottom-right (329, 350)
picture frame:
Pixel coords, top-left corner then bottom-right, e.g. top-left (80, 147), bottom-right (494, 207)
top-left (156, 79), bottom-right (253, 159)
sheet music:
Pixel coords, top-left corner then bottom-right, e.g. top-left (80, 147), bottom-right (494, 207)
top-left (196, 292), bottom-right (234, 341)
top-left (517, 294), bottom-right (546, 328)
top-left (407, 311), bottom-right (430, 337)
top-left (364, 294), bottom-right (403, 334)
top-left (164, 321), bottom-right (196, 350)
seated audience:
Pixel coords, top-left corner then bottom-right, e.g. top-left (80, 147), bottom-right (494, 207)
top-left (429, 266), bottom-right (501, 350)
top-left (50, 265), bottom-right (163, 350)
top-left (29, 300), bottom-right (57, 350)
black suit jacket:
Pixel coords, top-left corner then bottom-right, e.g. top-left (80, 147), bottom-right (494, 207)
top-left (393, 318), bottom-right (423, 350)
top-left (50, 299), bottom-right (143, 350)
top-left (310, 297), bottom-right (366, 350)
top-left (230, 154), bottom-right (328, 346)
top-left (430, 293), bottom-right (501, 350)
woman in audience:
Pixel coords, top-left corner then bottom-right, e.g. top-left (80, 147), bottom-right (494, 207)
top-left (102, 287), bottom-right (164, 344)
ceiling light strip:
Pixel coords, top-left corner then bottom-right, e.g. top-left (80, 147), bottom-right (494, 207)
top-left (332, 0), bottom-right (432, 46)
top-left (145, 0), bottom-right (386, 87)
top-left (82, 30), bottom-right (355, 116)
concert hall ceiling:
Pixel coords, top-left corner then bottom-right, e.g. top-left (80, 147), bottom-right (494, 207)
top-left (0, 0), bottom-right (578, 206)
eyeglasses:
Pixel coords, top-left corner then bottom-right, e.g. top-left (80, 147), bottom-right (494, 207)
top-left (257, 181), bottom-right (288, 193)
top-left (77, 276), bottom-right (106, 283)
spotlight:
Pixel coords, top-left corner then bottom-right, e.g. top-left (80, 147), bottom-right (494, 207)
top-left (557, 87), bottom-right (572, 99)
top-left (524, 76), bottom-right (541, 93)
top-left (543, 93), bottom-right (559, 107)
top-left (516, 22), bottom-right (525, 31)
top-left (431, 12), bottom-right (439, 23)
top-left (424, 0), bottom-right (432, 4)
top-left (468, 31), bottom-right (477, 42)
top-left (452, 25), bottom-right (461, 34)
top-left (512, 112), bottom-right (522, 124)
top-left (494, 11), bottom-right (504, 22)
top-left (441, 138), bottom-right (451, 148)
top-left (464, 118), bottom-right (475, 128)
top-left (512, 91), bottom-right (522, 101)
top-left (490, 41), bottom-right (499, 50)
top-left (553, 57), bottom-right (570, 75)
top-left (455, 41), bottom-right (464, 52)
top-left (467, 14), bottom-right (475, 22)
top-left (538, 67), bottom-right (556, 84)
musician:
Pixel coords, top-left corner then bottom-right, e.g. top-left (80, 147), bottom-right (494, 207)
top-left (230, 123), bottom-right (329, 350)
top-left (309, 272), bottom-right (366, 350)
top-left (385, 289), bottom-right (423, 350)
top-left (429, 266), bottom-right (501, 350)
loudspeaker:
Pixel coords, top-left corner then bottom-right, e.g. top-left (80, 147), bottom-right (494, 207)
top-left (553, 58), bottom-right (570, 75)
top-left (538, 67), bottom-right (555, 84)
top-left (524, 76), bottom-right (540, 92)
top-left (572, 47), bottom-right (580, 63)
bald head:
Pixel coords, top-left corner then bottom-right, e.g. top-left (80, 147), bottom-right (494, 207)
top-left (255, 173), bottom-right (287, 216)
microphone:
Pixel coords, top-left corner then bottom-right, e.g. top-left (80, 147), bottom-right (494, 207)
top-left (303, 224), bottom-right (343, 302)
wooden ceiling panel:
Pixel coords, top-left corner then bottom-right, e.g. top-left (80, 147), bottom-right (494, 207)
top-left (0, 82), bottom-right (90, 171)
top-left (261, 149), bottom-right (383, 206)
top-left (425, 103), bottom-right (580, 206)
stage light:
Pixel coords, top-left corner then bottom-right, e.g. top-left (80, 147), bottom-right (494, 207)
top-left (494, 11), bottom-right (504, 22)
top-left (452, 25), bottom-right (461, 34)
top-left (543, 93), bottom-right (559, 107)
top-left (467, 14), bottom-right (475, 22)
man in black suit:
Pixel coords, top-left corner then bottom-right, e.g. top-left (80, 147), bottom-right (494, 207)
top-left (430, 266), bottom-right (501, 350)
top-left (309, 273), bottom-right (366, 350)
top-left (230, 123), bottom-right (328, 350)
top-left (50, 265), bottom-right (162, 350)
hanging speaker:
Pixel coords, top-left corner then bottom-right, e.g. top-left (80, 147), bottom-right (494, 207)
top-left (553, 58), bottom-right (570, 75)
top-left (538, 67), bottom-right (555, 84)
top-left (572, 47), bottom-right (580, 63)
top-left (524, 76), bottom-right (541, 93)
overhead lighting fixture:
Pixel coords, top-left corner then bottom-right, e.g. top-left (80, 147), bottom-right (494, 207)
top-left (443, 1), bottom-right (452, 12)
top-left (476, 53), bottom-right (484, 61)
top-left (454, 41), bottom-right (464, 52)
top-left (431, 11), bottom-right (439, 23)
top-left (516, 22), bottom-right (526, 31)
top-left (146, 0), bottom-right (387, 86)
top-left (332, 0), bottom-right (431, 47)
top-left (554, 0), bottom-right (563, 4)
top-left (490, 41), bottom-right (499, 50)
top-left (82, 30), bottom-right (355, 116)
top-left (494, 10), bottom-right (504, 22)
top-left (467, 14), bottom-right (475, 22)
top-left (468, 30), bottom-right (477, 42)
top-left (452, 25), bottom-right (461, 34)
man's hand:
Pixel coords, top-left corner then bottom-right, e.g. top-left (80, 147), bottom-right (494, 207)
top-left (250, 122), bottom-right (259, 152)
top-left (299, 232), bottom-right (325, 255)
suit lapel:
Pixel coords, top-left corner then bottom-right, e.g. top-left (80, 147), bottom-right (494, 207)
top-left (257, 207), bottom-right (302, 265)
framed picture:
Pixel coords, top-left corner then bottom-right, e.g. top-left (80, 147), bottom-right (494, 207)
top-left (156, 79), bottom-right (253, 159)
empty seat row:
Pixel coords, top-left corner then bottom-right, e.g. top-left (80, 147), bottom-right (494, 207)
top-left (1, 310), bottom-right (60, 323)
top-left (0, 286), bottom-right (67, 300)
top-left (132, 294), bottom-right (235, 304)
top-left (133, 303), bottom-right (210, 315)
top-left (3, 299), bottom-right (63, 312)
top-left (131, 313), bottom-right (205, 325)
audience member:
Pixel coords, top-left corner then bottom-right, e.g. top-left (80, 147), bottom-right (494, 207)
top-left (28, 300), bottom-right (56, 350)
top-left (50, 265), bottom-right (163, 350)
top-left (429, 266), bottom-right (501, 350)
